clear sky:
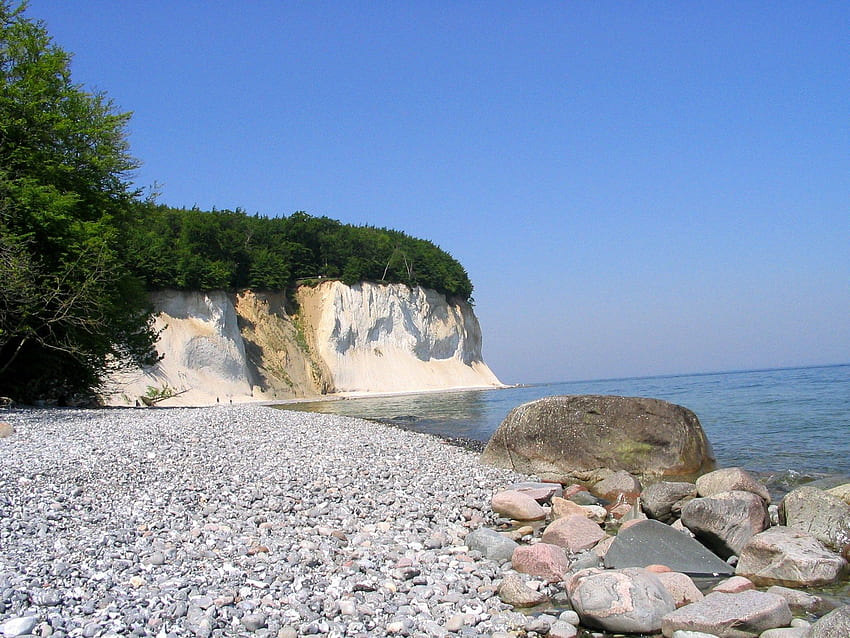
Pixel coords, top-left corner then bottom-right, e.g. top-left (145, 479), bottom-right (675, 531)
top-left (29, 1), bottom-right (850, 384)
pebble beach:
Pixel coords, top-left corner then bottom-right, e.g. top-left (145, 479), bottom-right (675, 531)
top-left (0, 406), bottom-right (534, 638)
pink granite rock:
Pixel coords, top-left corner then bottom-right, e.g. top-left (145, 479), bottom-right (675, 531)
top-left (712, 576), bottom-right (755, 594)
top-left (661, 590), bottom-right (792, 638)
top-left (656, 571), bottom-right (704, 608)
top-left (491, 489), bottom-right (546, 521)
top-left (736, 526), bottom-right (847, 587)
top-left (511, 542), bottom-right (570, 583)
top-left (541, 515), bottom-right (606, 553)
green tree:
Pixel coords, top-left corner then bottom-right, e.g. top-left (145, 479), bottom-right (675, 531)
top-left (0, 1), bottom-right (158, 402)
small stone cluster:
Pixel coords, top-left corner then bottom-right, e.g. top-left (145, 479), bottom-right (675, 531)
top-left (478, 467), bottom-right (850, 637)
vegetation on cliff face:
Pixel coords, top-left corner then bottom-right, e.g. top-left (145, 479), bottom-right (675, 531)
top-left (126, 206), bottom-right (473, 302)
top-left (0, 2), bottom-right (473, 402)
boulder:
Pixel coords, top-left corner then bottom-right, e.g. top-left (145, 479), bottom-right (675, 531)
top-left (496, 573), bottom-right (549, 608)
top-left (807, 604), bottom-right (850, 637)
top-left (643, 481), bottom-right (698, 523)
top-left (735, 526), bottom-right (846, 587)
top-left (696, 467), bottom-right (771, 504)
top-left (0, 421), bottom-right (13, 438)
top-left (464, 528), bottom-right (519, 564)
top-left (780, 486), bottom-right (850, 559)
top-left (656, 571), bottom-right (704, 608)
top-left (604, 519), bottom-right (734, 576)
top-left (661, 591), bottom-right (792, 638)
top-left (480, 395), bottom-right (715, 482)
top-left (491, 490), bottom-right (546, 521)
top-left (567, 567), bottom-right (676, 634)
top-left (680, 491), bottom-right (768, 559)
top-left (511, 543), bottom-right (570, 582)
top-left (541, 515), bottom-right (606, 553)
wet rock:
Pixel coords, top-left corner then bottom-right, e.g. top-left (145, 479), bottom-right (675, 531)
top-left (567, 567), bottom-right (676, 634)
top-left (604, 519), bottom-right (734, 576)
top-left (736, 526), bottom-right (847, 587)
top-left (680, 490), bottom-right (768, 559)
top-left (661, 590), bottom-right (792, 638)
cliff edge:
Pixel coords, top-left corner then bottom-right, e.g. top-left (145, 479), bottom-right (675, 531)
top-left (104, 281), bottom-right (503, 406)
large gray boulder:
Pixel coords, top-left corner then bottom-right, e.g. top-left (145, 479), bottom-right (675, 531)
top-left (567, 567), bottom-right (676, 634)
top-left (481, 395), bottom-right (715, 482)
top-left (736, 526), bottom-right (847, 587)
top-left (680, 490), bottom-right (769, 559)
top-left (780, 486), bottom-right (850, 559)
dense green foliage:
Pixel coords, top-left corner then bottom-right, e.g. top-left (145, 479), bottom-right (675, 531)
top-left (0, 2), bottom-right (158, 402)
top-left (127, 206), bottom-right (474, 302)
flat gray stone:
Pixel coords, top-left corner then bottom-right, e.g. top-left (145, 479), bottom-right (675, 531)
top-left (604, 519), bottom-right (734, 575)
top-left (465, 527), bottom-right (519, 563)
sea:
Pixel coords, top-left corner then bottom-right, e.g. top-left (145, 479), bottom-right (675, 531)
top-left (276, 363), bottom-right (850, 493)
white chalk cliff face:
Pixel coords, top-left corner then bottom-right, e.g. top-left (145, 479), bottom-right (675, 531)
top-left (105, 281), bottom-right (502, 406)
top-left (297, 281), bottom-right (502, 394)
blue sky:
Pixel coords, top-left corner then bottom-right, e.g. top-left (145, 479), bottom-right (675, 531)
top-left (30, 1), bottom-right (849, 384)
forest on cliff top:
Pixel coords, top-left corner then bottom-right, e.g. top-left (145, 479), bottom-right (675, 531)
top-left (0, 2), bottom-right (470, 402)
top-left (128, 205), bottom-right (473, 302)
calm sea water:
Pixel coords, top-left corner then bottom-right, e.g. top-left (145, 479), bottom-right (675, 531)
top-left (276, 364), bottom-right (850, 487)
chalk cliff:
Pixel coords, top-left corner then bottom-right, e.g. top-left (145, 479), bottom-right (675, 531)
top-left (105, 281), bottom-right (502, 406)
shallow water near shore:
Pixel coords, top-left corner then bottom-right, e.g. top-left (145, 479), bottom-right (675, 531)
top-left (277, 363), bottom-right (850, 491)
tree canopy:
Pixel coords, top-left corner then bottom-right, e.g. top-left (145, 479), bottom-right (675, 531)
top-left (0, 1), bottom-right (158, 402)
top-left (127, 205), bottom-right (474, 302)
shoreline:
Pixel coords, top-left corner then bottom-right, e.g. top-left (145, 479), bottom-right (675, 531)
top-left (115, 381), bottom-right (515, 409)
